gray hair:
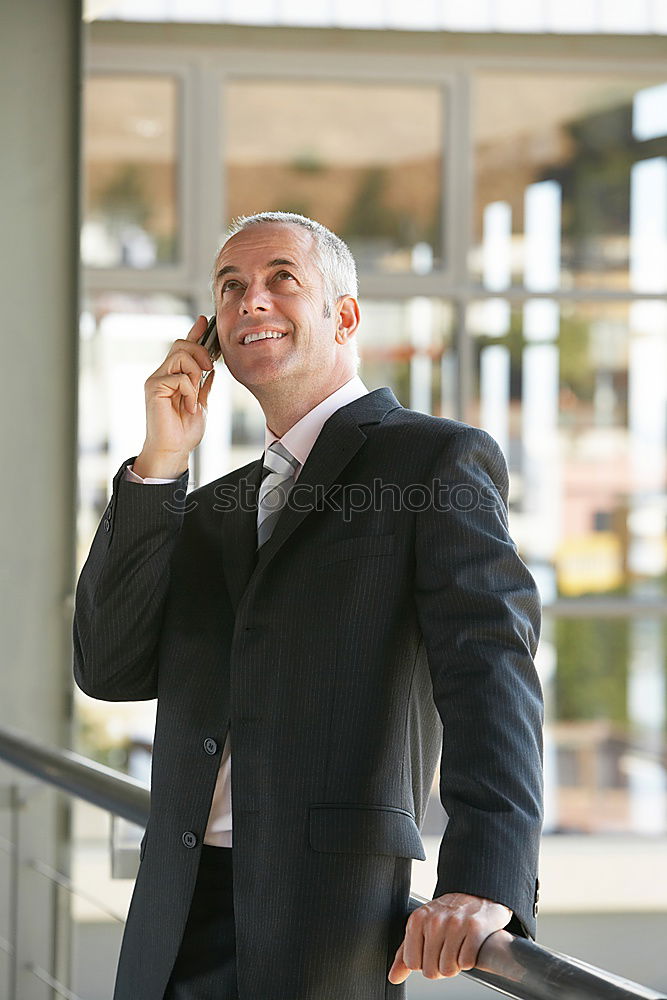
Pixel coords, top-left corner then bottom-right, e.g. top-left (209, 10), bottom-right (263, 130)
top-left (221, 211), bottom-right (358, 319)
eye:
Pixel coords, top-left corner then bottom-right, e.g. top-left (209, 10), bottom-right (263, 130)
top-left (274, 270), bottom-right (295, 282)
top-left (221, 279), bottom-right (242, 293)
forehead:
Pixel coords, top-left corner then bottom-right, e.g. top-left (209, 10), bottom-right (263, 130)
top-left (215, 223), bottom-right (317, 273)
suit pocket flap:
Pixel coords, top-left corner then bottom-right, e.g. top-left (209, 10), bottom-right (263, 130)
top-left (320, 533), bottom-right (395, 566)
top-left (309, 804), bottom-right (426, 860)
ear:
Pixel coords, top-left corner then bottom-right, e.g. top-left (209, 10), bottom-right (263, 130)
top-left (334, 296), bottom-right (360, 346)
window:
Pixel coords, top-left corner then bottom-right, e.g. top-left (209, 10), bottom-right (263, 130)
top-left (77, 292), bottom-right (193, 568)
top-left (223, 79), bottom-right (445, 274)
top-left (82, 75), bottom-right (180, 268)
top-left (472, 72), bottom-right (667, 293)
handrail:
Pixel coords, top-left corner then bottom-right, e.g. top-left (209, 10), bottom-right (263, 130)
top-left (1, 724), bottom-right (665, 1000)
top-left (0, 724), bottom-right (149, 825)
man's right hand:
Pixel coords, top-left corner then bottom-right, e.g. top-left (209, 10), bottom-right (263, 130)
top-left (133, 315), bottom-right (216, 479)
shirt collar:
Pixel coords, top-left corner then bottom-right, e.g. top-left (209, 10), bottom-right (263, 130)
top-left (263, 375), bottom-right (369, 468)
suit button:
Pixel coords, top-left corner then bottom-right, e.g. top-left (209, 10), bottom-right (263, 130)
top-left (203, 738), bottom-right (218, 755)
top-left (103, 518), bottom-right (111, 532)
top-left (533, 901), bottom-right (539, 917)
top-left (182, 831), bottom-right (197, 849)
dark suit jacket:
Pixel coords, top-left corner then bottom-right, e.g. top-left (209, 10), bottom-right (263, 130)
top-left (73, 387), bottom-right (543, 1000)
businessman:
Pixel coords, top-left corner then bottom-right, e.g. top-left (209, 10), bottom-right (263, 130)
top-left (73, 211), bottom-right (543, 1000)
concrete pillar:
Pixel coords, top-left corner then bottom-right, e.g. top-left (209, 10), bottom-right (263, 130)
top-left (0, 1), bottom-right (82, 996)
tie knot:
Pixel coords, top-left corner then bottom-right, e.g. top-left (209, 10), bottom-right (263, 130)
top-left (263, 440), bottom-right (299, 478)
top-left (257, 441), bottom-right (299, 549)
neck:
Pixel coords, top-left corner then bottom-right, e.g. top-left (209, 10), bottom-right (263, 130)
top-left (256, 371), bottom-right (356, 438)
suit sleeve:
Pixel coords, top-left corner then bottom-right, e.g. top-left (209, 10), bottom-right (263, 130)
top-left (414, 426), bottom-right (543, 938)
top-left (72, 457), bottom-right (190, 702)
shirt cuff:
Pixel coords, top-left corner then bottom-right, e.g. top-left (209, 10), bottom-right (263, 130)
top-left (124, 464), bottom-right (180, 485)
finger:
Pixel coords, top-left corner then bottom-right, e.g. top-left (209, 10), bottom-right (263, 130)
top-left (199, 368), bottom-right (215, 409)
top-left (169, 317), bottom-right (215, 373)
top-left (163, 350), bottom-right (211, 393)
top-left (402, 920), bottom-right (425, 979)
top-left (187, 314), bottom-right (208, 338)
top-left (458, 930), bottom-right (487, 972)
top-left (438, 922), bottom-right (467, 978)
top-left (176, 373), bottom-right (199, 416)
top-left (151, 372), bottom-right (198, 415)
top-left (387, 942), bottom-right (412, 985)
top-left (421, 923), bottom-right (447, 980)
top-left (458, 906), bottom-right (510, 971)
top-left (458, 927), bottom-right (495, 969)
top-left (187, 314), bottom-right (216, 370)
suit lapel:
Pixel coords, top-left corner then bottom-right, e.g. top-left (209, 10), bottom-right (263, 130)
top-left (257, 387), bottom-right (401, 574)
top-left (220, 387), bottom-right (401, 609)
top-left (255, 421), bottom-right (367, 573)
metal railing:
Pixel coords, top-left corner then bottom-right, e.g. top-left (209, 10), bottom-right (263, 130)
top-left (0, 723), bottom-right (665, 1000)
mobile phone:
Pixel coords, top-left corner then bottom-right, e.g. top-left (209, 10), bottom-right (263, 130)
top-left (197, 315), bottom-right (221, 388)
top-left (198, 314), bottom-right (222, 363)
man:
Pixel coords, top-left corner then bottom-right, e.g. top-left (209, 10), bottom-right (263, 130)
top-left (73, 212), bottom-right (543, 1000)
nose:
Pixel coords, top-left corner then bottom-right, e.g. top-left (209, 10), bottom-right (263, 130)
top-left (239, 277), bottom-right (271, 315)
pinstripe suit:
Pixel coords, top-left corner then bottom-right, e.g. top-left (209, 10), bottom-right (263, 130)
top-left (73, 387), bottom-right (543, 1000)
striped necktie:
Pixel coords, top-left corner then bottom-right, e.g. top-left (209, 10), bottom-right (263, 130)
top-left (257, 441), bottom-right (300, 548)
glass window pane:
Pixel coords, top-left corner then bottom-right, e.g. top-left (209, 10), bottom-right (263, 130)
top-left (77, 292), bottom-right (194, 571)
top-left (472, 72), bottom-right (667, 292)
top-left (467, 293), bottom-right (667, 836)
top-left (359, 298), bottom-right (455, 416)
top-left (419, 613), bottom-right (666, 856)
top-left (542, 615), bottom-right (667, 835)
top-left (82, 75), bottom-right (179, 268)
top-left (223, 80), bottom-right (444, 273)
top-left (468, 299), bottom-right (667, 603)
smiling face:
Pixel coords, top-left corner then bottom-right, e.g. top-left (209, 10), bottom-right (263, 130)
top-left (212, 223), bottom-right (359, 399)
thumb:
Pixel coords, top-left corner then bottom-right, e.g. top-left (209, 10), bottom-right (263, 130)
top-left (388, 941), bottom-right (411, 985)
top-left (199, 368), bottom-right (216, 408)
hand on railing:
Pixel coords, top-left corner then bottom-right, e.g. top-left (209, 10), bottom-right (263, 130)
top-left (388, 891), bottom-right (513, 983)
top-left (404, 894), bottom-right (667, 999)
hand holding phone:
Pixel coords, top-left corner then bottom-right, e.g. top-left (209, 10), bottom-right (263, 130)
top-left (132, 315), bottom-right (217, 479)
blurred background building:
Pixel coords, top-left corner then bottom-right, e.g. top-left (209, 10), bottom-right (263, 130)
top-left (2, 0), bottom-right (667, 997)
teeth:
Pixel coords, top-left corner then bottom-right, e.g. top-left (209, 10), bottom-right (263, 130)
top-left (243, 331), bottom-right (287, 345)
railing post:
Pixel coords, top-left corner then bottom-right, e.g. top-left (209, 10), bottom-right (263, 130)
top-left (1, 781), bottom-right (65, 1000)
top-left (1, 783), bottom-right (28, 1000)
top-left (8, 784), bottom-right (22, 1000)
top-left (52, 793), bottom-right (73, 999)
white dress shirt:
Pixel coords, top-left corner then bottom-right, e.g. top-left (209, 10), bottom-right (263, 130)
top-left (124, 375), bottom-right (369, 845)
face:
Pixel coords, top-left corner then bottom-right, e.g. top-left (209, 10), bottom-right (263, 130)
top-left (212, 223), bottom-right (355, 392)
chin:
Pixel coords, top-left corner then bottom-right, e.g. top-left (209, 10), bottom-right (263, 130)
top-left (235, 361), bottom-right (293, 390)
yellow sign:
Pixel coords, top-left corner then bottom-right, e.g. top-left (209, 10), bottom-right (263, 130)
top-left (556, 533), bottom-right (624, 596)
